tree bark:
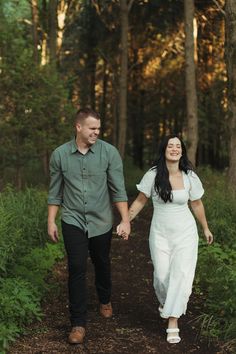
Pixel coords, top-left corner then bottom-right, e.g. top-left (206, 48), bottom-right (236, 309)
top-left (57, 0), bottom-right (69, 63)
top-left (225, 0), bottom-right (236, 186)
top-left (100, 60), bottom-right (108, 139)
top-left (30, 0), bottom-right (39, 64)
top-left (48, 0), bottom-right (58, 67)
top-left (118, 0), bottom-right (134, 158)
top-left (184, 0), bottom-right (198, 166)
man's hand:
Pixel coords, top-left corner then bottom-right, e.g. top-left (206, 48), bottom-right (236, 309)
top-left (48, 221), bottom-right (59, 243)
top-left (116, 221), bottom-right (131, 240)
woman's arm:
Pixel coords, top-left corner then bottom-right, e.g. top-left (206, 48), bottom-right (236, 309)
top-left (190, 199), bottom-right (213, 244)
top-left (129, 192), bottom-right (149, 221)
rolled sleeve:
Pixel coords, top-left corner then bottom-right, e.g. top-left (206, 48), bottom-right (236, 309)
top-left (107, 147), bottom-right (128, 202)
top-left (47, 150), bottom-right (64, 205)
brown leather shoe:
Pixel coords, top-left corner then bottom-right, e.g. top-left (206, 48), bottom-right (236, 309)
top-left (100, 302), bottom-right (113, 318)
top-left (68, 326), bottom-right (85, 344)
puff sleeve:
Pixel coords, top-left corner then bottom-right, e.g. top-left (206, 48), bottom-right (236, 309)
top-left (136, 169), bottom-right (156, 198)
top-left (188, 171), bottom-right (204, 201)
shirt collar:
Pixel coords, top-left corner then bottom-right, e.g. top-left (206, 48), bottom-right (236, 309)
top-left (71, 138), bottom-right (78, 153)
top-left (70, 137), bottom-right (98, 154)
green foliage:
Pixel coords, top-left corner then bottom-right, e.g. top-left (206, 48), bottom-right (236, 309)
top-left (0, 3), bottom-right (74, 188)
top-left (11, 244), bottom-right (64, 293)
top-left (124, 156), bottom-right (146, 196)
top-left (0, 207), bottom-right (21, 273)
top-left (0, 54), bottom-right (73, 187)
top-left (0, 278), bottom-right (41, 353)
top-left (195, 241), bottom-right (236, 338)
top-left (0, 188), bottom-right (64, 352)
top-left (0, 278), bottom-right (42, 326)
top-left (194, 168), bottom-right (236, 346)
top-left (0, 324), bottom-right (21, 353)
top-left (0, 187), bottom-right (48, 275)
top-left (199, 167), bottom-right (236, 248)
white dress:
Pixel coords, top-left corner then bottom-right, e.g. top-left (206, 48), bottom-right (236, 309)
top-left (137, 169), bottom-right (204, 319)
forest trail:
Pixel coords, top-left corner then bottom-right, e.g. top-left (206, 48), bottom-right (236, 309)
top-left (9, 206), bottom-right (219, 354)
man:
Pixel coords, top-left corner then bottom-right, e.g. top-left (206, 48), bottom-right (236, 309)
top-left (47, 108), bottom-right (130, 344)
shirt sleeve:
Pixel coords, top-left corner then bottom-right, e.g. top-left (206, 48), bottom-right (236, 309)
top-left (107, 146), bottom-right (128, 202)
top-left (188, 171), bottom-right (204, 201)
top-left (47, 149), bottom-right (64, 205)
top-left (136, 169), bottom-right (156, 198)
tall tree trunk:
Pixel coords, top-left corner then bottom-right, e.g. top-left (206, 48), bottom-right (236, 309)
top-left (30, 0), bottom-right (39, 64)
top-left (89, 52), bottom-right (97, 108)
top-left (48, 0), bottom-right (58, 67)
top-left (118, 0), bottom-right (134, 158)
top-left (57, 0), bottom-right (69, 64)
top-left (41, 0), bottom-right (49, 66)
top-left (225, 0), bottom-right (236, 185)
top-left (100, 60), bottom-right (108, 139)
top-left (184, 0), bottom-right (198, 166)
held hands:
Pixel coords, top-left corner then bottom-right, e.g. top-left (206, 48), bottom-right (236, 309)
top-left (204, 228), bottom-right (213, 245)
top-left (116, 221), bottom-right (131, 240)
top-left (48, 222), bottom-right (59, 243)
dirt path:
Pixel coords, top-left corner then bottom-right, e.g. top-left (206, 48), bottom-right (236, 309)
top-left (9, 206), bottom-right (219, 354)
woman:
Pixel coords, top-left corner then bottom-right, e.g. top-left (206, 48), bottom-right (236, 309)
top-left (128, 135), bottom-right (213, 344)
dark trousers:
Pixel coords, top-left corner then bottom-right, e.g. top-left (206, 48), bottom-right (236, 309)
top-left (61, 221), bottom-right (112, 327)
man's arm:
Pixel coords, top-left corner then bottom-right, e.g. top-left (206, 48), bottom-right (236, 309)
top-left (47, 150), bottom-right (63, 243)
top-left (114, 201), bottom-right (131, 240)
top-left (48, 205), bottom-right (60, 243)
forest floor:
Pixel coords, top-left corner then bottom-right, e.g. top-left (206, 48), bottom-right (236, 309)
top-left (9, 205), bottom-right (224, 354)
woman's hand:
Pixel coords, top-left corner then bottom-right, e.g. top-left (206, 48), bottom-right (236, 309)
top-left (204, 228), bottom-right (213, 245)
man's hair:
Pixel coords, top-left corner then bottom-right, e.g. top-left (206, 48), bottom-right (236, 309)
top-left (75, 108), bottom-right (101, 124)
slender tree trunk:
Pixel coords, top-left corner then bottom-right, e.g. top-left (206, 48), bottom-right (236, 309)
top-left (118, 0), bottom-right (134, 158)
top-left (30, 0), bottom-right (39, 64)
top-left (184, 0), bottom-right (198, 166)
top-left (41, 0), bottom-right (49, 65)
top-left (100, 61), bottom-right (108, 138)
top-left (112, 87), bottom-right (118, 147)
top-left (225, 0), bottom-right (236, 185)
top-left (48, 0), bottom-right (58, 67)
top-left (57, 0), bottom-right (68, 63)
top-left (89, 53), bottom-right (97, 108)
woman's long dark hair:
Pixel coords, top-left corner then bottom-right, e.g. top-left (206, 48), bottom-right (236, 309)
top-left (152, 135), bottom-right (194, 203)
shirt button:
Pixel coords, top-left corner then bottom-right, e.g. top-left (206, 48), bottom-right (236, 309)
top-left (85, 202), bottom-right (87, 205)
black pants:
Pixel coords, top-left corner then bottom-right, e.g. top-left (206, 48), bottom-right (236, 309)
top-left (61, 221), bottom-right (112, 327)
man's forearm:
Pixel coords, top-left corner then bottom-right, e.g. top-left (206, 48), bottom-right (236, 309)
top-left (48, 204), bottom-right (60, 224)
top-left (114, 201), bottom-right (129, 222)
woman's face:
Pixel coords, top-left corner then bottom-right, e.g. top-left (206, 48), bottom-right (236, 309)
top-left (165, 137), bottom-right (182, 162)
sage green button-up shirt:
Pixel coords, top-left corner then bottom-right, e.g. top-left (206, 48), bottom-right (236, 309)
top-left (48, 138), bottom-right (128, 237)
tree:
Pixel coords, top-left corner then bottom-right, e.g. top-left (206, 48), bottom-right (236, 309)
top-left (184, 0), bottom-right (198, 166)
top-left (30, 0), bottom-right (40, 64)
top-left (48, 0), bottom-right (58, 67)
top-left (117, 0), bottom-right (134, 158)
top-left (225, 0), bottom-right (236, 185)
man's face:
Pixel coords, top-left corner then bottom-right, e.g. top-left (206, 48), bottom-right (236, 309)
top-left (76, 116), bottom-right (101, 146)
